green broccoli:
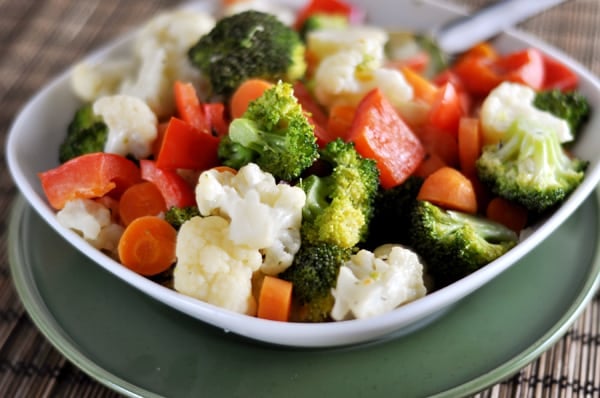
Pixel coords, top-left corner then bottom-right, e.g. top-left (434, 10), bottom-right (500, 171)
top-left (299, 138), bottom-right (380, 249)
top-left (299, 12), bottom-right (349, 39)
top-left (59, 103), bottom-right (108, 163)
top-left (164, 206), bottom-right (201, 230)
top-left (218, 81), bottom-right (319, 181)
top-left (279, 241), bottom-right (351, 322)
top-left (364, 175), bottom-right (424, 250)
top-left (188, 10), bottom-right (306, 97)
top-left (409, 200), bottom-right (518, 288)
top-left (533, 89), bottom-right (591, 136)
top-left (476, 116), bottom-right (587, 214)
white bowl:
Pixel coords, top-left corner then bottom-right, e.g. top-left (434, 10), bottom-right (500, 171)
top-left (6, 0), bottom-right (600, 347)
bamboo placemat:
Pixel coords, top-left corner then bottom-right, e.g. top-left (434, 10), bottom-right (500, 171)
top-left (0, 0), bottom-right (599, 396)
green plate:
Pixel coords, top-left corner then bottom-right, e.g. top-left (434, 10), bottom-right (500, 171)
top-left (8, 192), bottom-right (600, 398)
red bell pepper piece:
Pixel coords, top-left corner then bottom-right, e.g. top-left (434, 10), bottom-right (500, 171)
top-left (541, 54), bottom-right (579, 91)
top-left (294, 0), bottom-right (363, 30)
top-left (155, 117), bottom-right (221, 171)
top-left (348, 88), bottom-right (425, 189)
top-left (139, 160), bottom-right (196, 208)
top-left (38, 153), bottom-right (142, 209)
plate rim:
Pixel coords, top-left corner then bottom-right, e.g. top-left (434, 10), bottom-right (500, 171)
top-left (8, 190), bottom-right (600, 398)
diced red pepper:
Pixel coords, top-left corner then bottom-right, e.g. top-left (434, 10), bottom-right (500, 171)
top-left (155, 117), bottom-right (221, 171)
top-left (38, 153), bottom-right (141, 209)
top-left (139, 160), bottom-right (196, 208)
top-left (294, 0), bottom-right (363, 30)
top-left (541, 54), bottom-right (579, 91)
top-left (348, 88), bottom-right (425, 189)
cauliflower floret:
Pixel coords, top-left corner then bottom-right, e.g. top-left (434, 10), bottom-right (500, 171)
top-left (313, 49), bottom-right (414, 109)
top-left (480, 81), bottom-right (572, 145)
top-left (57, 198), bottom-right (124, 257)
top-left (307, 25), bottom-right (388, 67)
top-left (71, 59), bottom-right (135, 102)
top-left (221, 0), bottom-right (295, 25)
top-left (173, 216), bottom-right (263, 315)
top-left (93, 94), bottom-right (158, 159)
top-left (119, 10), bottom-right (215, 118)
top-left (331, 244), bottom-right (427, 320)
top-left (195, 163), bottom-right (306, 275)
top-left (70, 10), bottom-right (215, 117)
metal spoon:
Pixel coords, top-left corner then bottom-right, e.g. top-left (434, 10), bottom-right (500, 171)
top-left (387, 0), bottom-right (567, 76)
top-left (435, 0), bottom-right (567, 55)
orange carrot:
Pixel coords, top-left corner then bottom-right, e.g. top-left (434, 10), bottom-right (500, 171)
top-left (417, 166), bottom-right (478, 214)
top-left (229, 78), bottom-right (274, 119)
top-left (400, 66), bottom-right (439, 104)
top-left (414, 125), bottom-right (459, 167)
top-left (327, 104), bottom-right (356, 140)
top-left (486, 197), bottom-right (528, 232)
top-left (414, 152), bottom-right (447, 178)
top-left (458, 116), bottom-right (482, 177)
top-left (118, 216), bottom-right (177, 276)
top-left (210, 165), bottom-right (238, 175)
top-left (119, 181), bottom-right (168, 227)
top-left (257, 275), bottom-right (293, 322)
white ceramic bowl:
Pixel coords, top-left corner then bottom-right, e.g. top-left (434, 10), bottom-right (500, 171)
top-left (7, 0), bottom-right (600, 347)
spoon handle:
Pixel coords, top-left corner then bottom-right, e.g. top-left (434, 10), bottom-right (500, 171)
top-left (436, 0), bottom-right (567, 54)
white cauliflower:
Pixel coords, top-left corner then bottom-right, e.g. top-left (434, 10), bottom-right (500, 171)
top-left (57, 198), bottom-right (124, 257)
top-left (71, 59), bottom-right (135, 102)
top-left (195, 163), bottom-right (306, 275)
top-left (480, 81), bottom-right (572, 145)
top-left (92, 94), bottom-right (158, 159)
top-left (70, 10), bottom-right (215, 118)
top-left (306, 25), bottom-right (388, 67)
top-left (313, 49), bottom-right (414, 109)
top-left (221, 0), bottom-right (295, 25)
top-left (173, 216), bottom-right (263, 315)
top-left (331, 244), bottom-right (427, 320)
top-left (119, 9), bottom-right (215, 118)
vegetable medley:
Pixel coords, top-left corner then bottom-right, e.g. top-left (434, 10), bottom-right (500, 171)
top-left (38, 0), bottom-right (591, 323)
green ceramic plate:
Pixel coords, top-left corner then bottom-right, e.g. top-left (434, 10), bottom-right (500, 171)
top-left (8, 189), bottom-right (600, 398)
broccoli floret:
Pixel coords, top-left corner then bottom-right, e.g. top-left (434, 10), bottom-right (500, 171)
top-left (279, 241), bottom-right (351, 322)
top-left (299, 12), bottom-right (349, 39)
top-left (533, 89), bottom-right (591, 136)
top-left (299, 138), bottom-right (379, 248)
top-left (164, 206), bottom-right (201, 230)
top-left (364, 175), bottom-right (424, 249)
top-left (218, 81), bottom-right (319, 181)
top-left (188, 10), bottom-right (306, 97)
top-left (476, 116), bottom-right (587, 214)
top-left (409, 200), bottom-right (518, 288)
top-left (59, 104), bottom-right (108, 163)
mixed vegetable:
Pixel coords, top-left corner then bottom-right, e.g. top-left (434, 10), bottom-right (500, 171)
top-left (38, 0), bottom-right (591, 323)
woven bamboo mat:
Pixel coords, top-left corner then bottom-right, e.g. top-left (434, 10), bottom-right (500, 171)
top-left (1, 0), bottom-right (599, 396)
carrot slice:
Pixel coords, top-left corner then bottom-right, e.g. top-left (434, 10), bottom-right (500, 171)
top-left (417, 166), bottom-right (478, 214)
top-left (257, 275), bottom-right (293, 322)
top-left (458, 117), bottom-right (482, 178)
top-left (486, 197), bottom-right (528, 232)
top-left (118, 216), bottom-right (177, 276)
top-left (414, 152), bottom-right (447, 178)
top-left (229, 78), bottom-right (274, 120)
top-left (119, 181), bottom-right (168, 227)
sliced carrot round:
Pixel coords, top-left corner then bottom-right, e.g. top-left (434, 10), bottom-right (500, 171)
top-left (118, 216), bottom-right (177, 276)
top-left (119, 181), bottom-right (168, 227)
top-left (229, 78), bottom-right (273, 119)
top-left (417, 166), bottom-right (478, 214)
